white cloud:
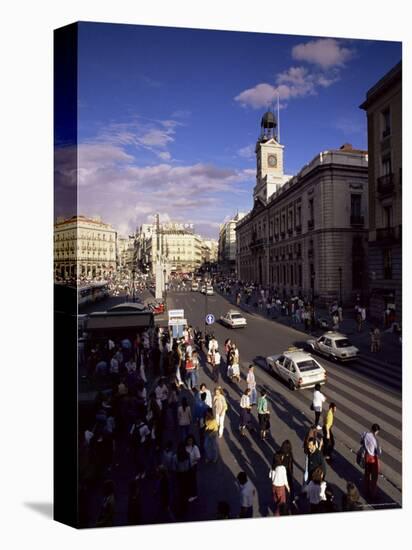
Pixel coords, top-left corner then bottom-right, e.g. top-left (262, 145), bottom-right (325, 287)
top-left (235, 83), bottom-right (278, 109)
top-left (237, 144), bottom-right (255, 159)
top-left (292, 38), bottom-right (354, 69)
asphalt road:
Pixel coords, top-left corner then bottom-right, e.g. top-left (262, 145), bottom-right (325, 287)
top-left (166, 289), bottom-right (402, 513)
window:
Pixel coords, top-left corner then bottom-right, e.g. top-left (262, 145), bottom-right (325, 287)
top-left (309, 198), bottom-right (314, 221)
top-left (324, 338), bottom-right (332, 347)
top-left (298, 265), bottom-right (302, 287)
top-left (278, 356), bottom-right (285, 366)
top-left (382, 155), bottom-right (392, 176)
top-left (382, 108), bottom-right (391, 137)
top-left (290, 265), bottom-right (294, 286)
top-left (351, 195), bottom-right (362, 217)
top-left (383, 249), bottom-right (392, 280)
top-left (383, 205), bottom-right (392, 228)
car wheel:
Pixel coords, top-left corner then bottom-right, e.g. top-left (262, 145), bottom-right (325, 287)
top-left (288, 379), bottom-right (295, 391)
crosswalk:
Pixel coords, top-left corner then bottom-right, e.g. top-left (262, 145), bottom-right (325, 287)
top-left (244, 356), bottom-right (402, 504)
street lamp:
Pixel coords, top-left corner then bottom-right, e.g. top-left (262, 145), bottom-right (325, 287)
top-left (163, 268), bottom-right (167, 310)
top-left (338, 266), bottom-right (343, 306)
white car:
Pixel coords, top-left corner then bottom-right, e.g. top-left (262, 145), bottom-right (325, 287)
top-left (307, 331), bottom-right (359, 362)
top-left (205, 285), bottom-right (214, 296)
top-left (191, 282), bottom-right (199, 291)
top-left (266, 348), bottom-right (327, 390)
top-left (220, 310), bottom-right (247, 328)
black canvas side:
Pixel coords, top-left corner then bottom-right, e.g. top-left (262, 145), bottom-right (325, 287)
top-left (53, 22), bottom-right (79, 528)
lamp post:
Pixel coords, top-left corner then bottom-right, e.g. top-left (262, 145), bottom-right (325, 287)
top-left (163, 268), bottom-right (167, 310)
top-left (338, 266), bottom-right (343, 306)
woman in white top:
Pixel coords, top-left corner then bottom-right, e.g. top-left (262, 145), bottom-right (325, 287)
top-left (177, 397), bottom-right (192, 442)
top-left (246, 365), bottom-right (257, 405)
top-left (303, 466), bottom-right (327, 513)
top-left (269, 452), bottom-right (290, 516)
top-left (185, 434), bottom-right (201, 501)
top-left (312, 383), bottom-right (326, 430)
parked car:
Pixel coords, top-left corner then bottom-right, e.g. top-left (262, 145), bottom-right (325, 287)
top-left (220, 310), bottom-right (247, 328)
top-left (266, 347), bottom-right (327, 390)
top-left (191, 282), bottom-right (199, 291)
top-left (148, 301), bottom-right (165, 315)
top-left (307, 331), bottom-right (359, 362)
top-left (205, 285), bottom-right (214, 296)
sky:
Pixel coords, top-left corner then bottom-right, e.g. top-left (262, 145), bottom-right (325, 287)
top-left (66, 22), bottom-right (402, 239)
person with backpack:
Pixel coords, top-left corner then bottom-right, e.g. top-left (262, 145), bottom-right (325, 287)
top-left (360, 423), bottom-right (382, 498)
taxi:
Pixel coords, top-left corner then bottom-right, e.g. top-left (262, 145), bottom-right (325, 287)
top-left (266, 347), bottom-right (326, 390)
top-left (307, 331), bottom-right (359, 362)
top-left (220, 310), bottom-right (247, 328)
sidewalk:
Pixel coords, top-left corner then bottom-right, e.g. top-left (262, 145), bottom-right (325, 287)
top-left (220, 289), bottom-right (402, 370)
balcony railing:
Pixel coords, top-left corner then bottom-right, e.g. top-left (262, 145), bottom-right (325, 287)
top-left (376, 226), bottom-right (402, 242)
top-left (308, 220), bottom-right (314, 231)
top-left (350, 215), bottom-right (364, 227)
top-left (377, 173), bottom-right (395, 197)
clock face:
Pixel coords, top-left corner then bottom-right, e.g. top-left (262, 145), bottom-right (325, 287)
top-left (268, 154), bottom-right (277, 167)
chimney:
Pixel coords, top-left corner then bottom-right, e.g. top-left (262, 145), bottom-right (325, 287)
top-left (339, 143), bottom-right (353, 151)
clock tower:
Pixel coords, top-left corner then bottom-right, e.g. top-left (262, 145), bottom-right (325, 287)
top-left (253, 111), bottom-right (290, 203)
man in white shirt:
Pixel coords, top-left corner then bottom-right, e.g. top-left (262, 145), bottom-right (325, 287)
top-left (211, 349), bottom-right (221, 383)
top-left (312, 383), bottom-right (326, 429)
top-left (237, 471), bottom-right (255, 518)
top-left (199, 383), bottom-right (212, 408)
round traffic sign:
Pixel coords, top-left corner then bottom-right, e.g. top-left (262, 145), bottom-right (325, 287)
top-left (205, 313), bottom-right (215, 325)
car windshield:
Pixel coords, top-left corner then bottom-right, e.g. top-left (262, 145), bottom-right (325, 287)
top-left (231, 314), bottom-right (243, 319)
top-left (297, 359), bottom-right (321, 372)
top-left (335, 338), bottom-right (352, 348)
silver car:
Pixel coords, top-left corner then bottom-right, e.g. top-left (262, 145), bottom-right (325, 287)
top-left (307, 331), bottom-right (359, 362)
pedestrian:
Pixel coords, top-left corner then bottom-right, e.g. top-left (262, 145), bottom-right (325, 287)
top-left (127, 478), bottom-right (142, 525)
top-left (303, 466), bottom-right (327, 513)
top-left (184, 354), bottom-right (196, 390)
top-left (96, 480), bottom-right (116, 527)
top-left (199, 383), bottom-right (213, 408)
top-left (323, 403), bottom-right (337, 461)
top-left (172, 442), bottom-right (191, 517)
top-left (257, 389), bottom-right (270, 440)
top-left (246, 365), bottom-right (257, 405)
top-left (361, 423), bottom-right (382, 499)
top-left (312, 383), bottom-right (326, 429)
top-left (305, 437), bottom-right (327, 484)
top-left (280, 440), bottom-right (295, 503)
top-left (177, 397), bottom-right (192, 442)
top-left (204, 408), bottom-right (219, 463)
top-left (237, 471), bottom-right (256, 518)
top-left (269, 452), bottom-right (290, 516)
top-left (191, 350), bottom-right (200, 388)
top-left (210, 348), bottom-right (221, 383)
top-left (370, 327), bottom-right (377, 352)
top-left (239, 388), bottom-right (252, 436)
top-left (129, 416), bottom-right (151, 479)
top-left (185, 434), bottom-right (201, 502)
top-left (374, 327), bottom-right (381, 352)
top-left (213, 386), bottom-right (228, 438)
top-left (342, 482), bottom-right (363, 512)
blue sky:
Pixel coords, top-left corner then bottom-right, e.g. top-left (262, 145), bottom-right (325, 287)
top-left (74, 22), bottom-right (401, 238)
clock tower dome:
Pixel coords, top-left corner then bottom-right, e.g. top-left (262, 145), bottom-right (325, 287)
top-left (253, 111), bottom-right (290, 203)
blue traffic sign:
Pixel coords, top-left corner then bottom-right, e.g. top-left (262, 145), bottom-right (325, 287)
top-left (205, 313), bottom-right (215, 325)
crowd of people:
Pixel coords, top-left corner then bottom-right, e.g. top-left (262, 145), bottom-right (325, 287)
top-left (79, 314), bottom-right (383, 527)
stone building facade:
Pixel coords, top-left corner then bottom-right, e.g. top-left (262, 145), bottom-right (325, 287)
top-left (236, 138), bottom-right (369, 306)
top-left (218, 212), bottom-right (246, 273)
top-left (54, 215), bottom-right (117, 280)
top-left (360, 61), bottom-right (402, 324)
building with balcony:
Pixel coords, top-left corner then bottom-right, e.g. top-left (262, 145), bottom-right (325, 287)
top-left (54, 215), bottom-right (117, 280)
top-left (236, 118), bottom-right (369, 305)
top-left (218, 212), bottom-right (246, 273)
top-left (134, 222), bottom-right (204, 274)
top-left (360, 61), bottom-right (402, 323)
